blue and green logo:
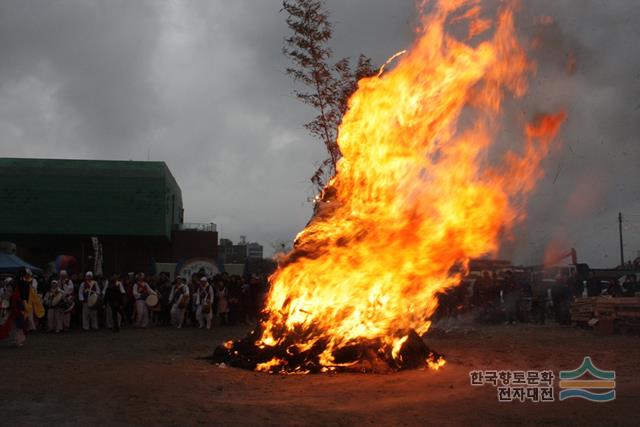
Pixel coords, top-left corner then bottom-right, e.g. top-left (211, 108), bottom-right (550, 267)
top-left (558, 357), bottom-right (615, 402)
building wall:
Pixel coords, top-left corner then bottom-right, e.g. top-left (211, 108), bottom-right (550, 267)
top-left (0, 158), bottom-right (182, 239)
top-left (0, 158), bottom-right (196, 275)
top-left (13, 234), bottom-right (169, 275)
top-left (12, 231), bottom-right (218, 276)
top-left (166, 230), bottom-right (218, 262)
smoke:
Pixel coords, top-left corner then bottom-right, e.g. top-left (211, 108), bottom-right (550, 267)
top-left (330, 0), bottom-right (640, 267)
top-left (493, 0), bottom-right (640, 267)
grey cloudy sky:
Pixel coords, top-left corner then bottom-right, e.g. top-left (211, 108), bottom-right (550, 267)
top-left (0, 0), bottom-right (638, 267)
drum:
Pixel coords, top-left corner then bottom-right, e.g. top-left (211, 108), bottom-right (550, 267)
top-left (202, 303), bottom-right (211, 314)
top-left (178, 294), bottom-right (189, 309)
top-left (52, 293), bottom-right (63, 307)
top-left (87, 293), bottom-right (99, 308)
top-left (146, 294), bottom-right (159, 308)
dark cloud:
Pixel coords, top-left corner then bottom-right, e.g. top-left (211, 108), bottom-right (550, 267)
top-left (0, 0), bottom-right (161, 153)
top-left (0, 0), bottom-right (638, 266)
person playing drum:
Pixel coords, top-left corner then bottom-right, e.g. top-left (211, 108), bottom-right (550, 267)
top-left (169, 277), bottom-right (189, 328)
top-left (78, 271), bottom-right (100, 331)
top-left (132, 273), bottom-right (156, 328)
top-left (43, 279), bottom-right (64, 333)
top-left (59, 270), bottom-right (75, 331)
top-left (196, 276), bottom-right (214, 329)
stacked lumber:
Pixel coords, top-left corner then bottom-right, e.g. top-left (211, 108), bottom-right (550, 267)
top-left (570, 297), bottom-right (598, 323)
top-left (595, 297), bottom-right (640, 334)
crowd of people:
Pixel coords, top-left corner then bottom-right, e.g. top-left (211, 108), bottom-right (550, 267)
top-left (435, 269), bottom-right (639, 326)
top-left (0, 267), bottom-right (270, 347)
top-left (3, 264), bottom-right (639, 347)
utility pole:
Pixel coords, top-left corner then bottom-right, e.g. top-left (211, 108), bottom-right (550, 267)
top-left (619, 212), bottom-right (625, 267)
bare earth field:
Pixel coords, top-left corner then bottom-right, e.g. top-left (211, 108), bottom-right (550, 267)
top-left (1, 323), bottom-right (638, 426)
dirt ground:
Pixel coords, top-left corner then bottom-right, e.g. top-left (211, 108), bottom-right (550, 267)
top-left (0, 323), bottom-right (638, 426)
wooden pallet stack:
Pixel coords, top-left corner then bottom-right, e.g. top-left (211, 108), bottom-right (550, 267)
top-left (595, 297), bottom-right (640, 334)
top-left (570, 297), bottom-right (598, 324)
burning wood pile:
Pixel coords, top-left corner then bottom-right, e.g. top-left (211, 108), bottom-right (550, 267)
top-left (215, 0), bottom-right (564, 374)
top-left (214, 326), bottom-right (443, 374)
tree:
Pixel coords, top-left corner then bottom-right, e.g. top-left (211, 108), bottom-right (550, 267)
top-left (334, 54), bottom-right (375, 118)
top-left (282, 0), bottom-right (376, 193)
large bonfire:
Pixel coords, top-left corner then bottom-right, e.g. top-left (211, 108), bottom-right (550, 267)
top-left (215, 0), bottom-right (565, 373)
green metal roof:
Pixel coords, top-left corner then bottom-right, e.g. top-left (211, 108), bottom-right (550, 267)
top-left (0, 158), bottom-right (182, 239)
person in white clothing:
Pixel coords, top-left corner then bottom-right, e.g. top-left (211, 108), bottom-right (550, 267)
top-left (196, 277), bottom-right (214, 329)
top-left (169, 277), bottom-right (189, 328)
top-left (78, 272), bottom-right (100, 331)
top-left (43, 280), bottom-right (64, 333)
top-left (132, 273), bottom-right (155, 328)
top-left (59, 270), bottom-right (75, 330)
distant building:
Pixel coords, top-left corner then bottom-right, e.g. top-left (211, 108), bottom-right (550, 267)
top-left (247, 242), bottom-right (263, 259)
top-left (0, 158), bottom-right (217, 274)
top-left (218, 238), bottom-right (247, 264)
top-left (218, 237), bottom-right (264, 263)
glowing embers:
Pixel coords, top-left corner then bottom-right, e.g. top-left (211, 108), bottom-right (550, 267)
top-left (214, 327), bottom-right (443, 374)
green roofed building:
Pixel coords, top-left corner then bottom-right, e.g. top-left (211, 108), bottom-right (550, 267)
top-left (0, 158), bottom-right (217, 275)
top-left (0, 158), bottom-right (183, 238)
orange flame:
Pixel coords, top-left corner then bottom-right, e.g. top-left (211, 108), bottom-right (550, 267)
top-left (258, 0), bottom-right (564, 371)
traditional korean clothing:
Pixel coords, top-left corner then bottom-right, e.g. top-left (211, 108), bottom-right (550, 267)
top-left (78, 273), bottom-right (100, 331)
top-left (196, 279), bottom-right (214, 329)
top-left (132, 280), bottom-right (155, 328)
top-left (169, 281), bottom-right (189, 328)
top-left (60, 276), bottom-right (75, 330)
top-left (43, 281), bottom-right (64, 333)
